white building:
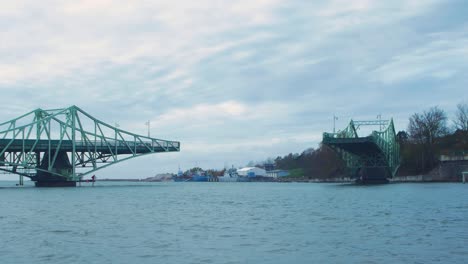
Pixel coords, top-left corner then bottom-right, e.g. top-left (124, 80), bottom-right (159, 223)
top-left (267, 170), bottom-right (290, 178)
top-left (237, 167), bottom-right (267, 177)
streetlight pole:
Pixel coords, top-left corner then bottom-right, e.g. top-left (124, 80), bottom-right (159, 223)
top-left (114, 123), bottom-right (119, 155)
top-left (333, 115), bottom-right (338, 134)
top-left (145, 120), bottom-right (151, 137)
top-left (377, 114), bottom-right (382, 131)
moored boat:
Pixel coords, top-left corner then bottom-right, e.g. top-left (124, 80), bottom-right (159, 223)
top-left (191, 170), bottom-right (209, 182)
top-left (218, 167), bottom-right (248, 182)
top-left (172, 167), bottom-right (192, 182)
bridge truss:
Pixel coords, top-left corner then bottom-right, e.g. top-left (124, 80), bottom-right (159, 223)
top-left (323, 119), bottom-right (400, 179)
top-left (0, 106), bottom-right (180, 185)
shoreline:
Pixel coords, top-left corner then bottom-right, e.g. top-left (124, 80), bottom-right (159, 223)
top-left (98, 176), bottom-right (465, 184)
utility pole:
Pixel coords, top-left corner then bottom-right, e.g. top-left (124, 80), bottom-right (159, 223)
top-left (145, 121), bottom-right (151, 137)
top-left (333, 115), bottom-right (338, 133)
top-left (114, 123), bottom-right (119, 156)
top-left (377, 114), bottom-right (382, 131)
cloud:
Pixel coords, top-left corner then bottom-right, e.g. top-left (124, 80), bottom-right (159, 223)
top-left (0, 0), bottom-right (467, 179)
top-left (372, 32), bottom-right (468, 84)
top-left (0, 0), bottom-right (282, 85)
top-left (148, 100), bottom-right (300, 137)
top-left (154, 101), bottom-right (248, 126)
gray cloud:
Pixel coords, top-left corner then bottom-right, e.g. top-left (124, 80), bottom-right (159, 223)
top-left (0, 0), bottom-right (467, 179)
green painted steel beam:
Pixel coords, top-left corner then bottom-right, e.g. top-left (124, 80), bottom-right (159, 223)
top-left (0, 106), bottom-right (181, 183)
top-left (323, 118), bottom-right (401, 178)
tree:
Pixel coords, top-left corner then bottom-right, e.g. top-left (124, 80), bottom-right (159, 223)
top-left (454, 102), bottom-right (468, 131)
top-left (396, 131), bottom-right (408, 142)
top-left (273, 146), bottom-right (345, 179)
top-left (408, 106), bottom-right (448, 145)
top-left (407, 106), bottom-right (448, 172)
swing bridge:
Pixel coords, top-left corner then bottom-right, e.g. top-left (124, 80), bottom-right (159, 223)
top-left (0, 106), bottom-right (180, 187)
top-left (323, 119), bottom-right (400, 183)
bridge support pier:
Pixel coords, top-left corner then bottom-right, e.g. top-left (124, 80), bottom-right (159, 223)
top-left (355, 178), bottom-right (389, 184)
top-left (355, 167), bottom-right (390, 184)
top-left (31, 151), bottom-right (76, 187)
top-left (35, 181), bottom-right (76, 187)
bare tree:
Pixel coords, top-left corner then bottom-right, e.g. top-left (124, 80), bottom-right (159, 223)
top-left (408, 106), bottom-right (448, 144)
top-left (453, 102), bottom-right (468, 131)
top-left (407, 106), bottom-right (448, 171)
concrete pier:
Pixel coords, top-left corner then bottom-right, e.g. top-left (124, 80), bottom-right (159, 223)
top-left (355, 167), bottom-right (390, 184)
top-left (35, 181), bottom-right (77, 187)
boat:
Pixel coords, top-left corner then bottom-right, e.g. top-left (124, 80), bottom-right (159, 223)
top-left (172, 167), bottom-right (192, 182)
top-left (218, 167), bottom-right (248, 182)
top-left (173, 176), bottom-right (191, 182)
top-left (191, 170), bottom-right (209, 182)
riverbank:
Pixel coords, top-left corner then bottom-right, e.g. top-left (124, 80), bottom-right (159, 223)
top-left (97, 179), bottom-right (142, 182)
top-left (97, 176), bottom-right (465, 183)
top-left (276, 175), bottom-right (465, 183)
top-left (390, 175), bottom-right (462, 183)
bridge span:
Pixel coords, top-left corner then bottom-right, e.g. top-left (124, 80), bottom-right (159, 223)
top-left (323, 119), bottom-right (400, 183)
top-left (0, 106), bottom-right (180, 187)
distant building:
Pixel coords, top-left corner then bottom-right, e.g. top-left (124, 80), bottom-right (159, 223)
top-left (237, 167), bottom-right (267, 177)
top-left (440, 153), bottom-right (468, 162)
top-left (267, 170), bottom-right (290, 178)
top-left (263, 163), bottom-right (275, 172)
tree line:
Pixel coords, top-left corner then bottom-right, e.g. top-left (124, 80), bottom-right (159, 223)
top-left (399, 103), bottom-right (467, 175)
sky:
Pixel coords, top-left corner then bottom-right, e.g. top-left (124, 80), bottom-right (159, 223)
top-left (0, 0), bottom-right (467, 179)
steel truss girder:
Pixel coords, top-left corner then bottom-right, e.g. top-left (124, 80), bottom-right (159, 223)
top-left (323, 118), bottom-right (400, 178)
top-left (0, 106), bottom-right (180, 182)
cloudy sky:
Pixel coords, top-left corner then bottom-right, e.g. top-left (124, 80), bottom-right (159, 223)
top-left (1, 0), bottom-right (467, 179)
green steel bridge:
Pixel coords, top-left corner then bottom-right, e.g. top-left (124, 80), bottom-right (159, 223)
top-left (0, 106), bottom-right (180, 187)
top-left (323, 119), bottom-right (400, 183)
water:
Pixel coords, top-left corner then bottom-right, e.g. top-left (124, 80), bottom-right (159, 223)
top-left (1, 181), bottom-right (467, 264)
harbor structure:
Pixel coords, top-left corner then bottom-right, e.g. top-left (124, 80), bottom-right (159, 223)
top-left (438, 152), bottom-right (468, 182)
top-left (237, 167), bottom-right (267, 178)
top-left (267, 170), bottom-right (290, 178)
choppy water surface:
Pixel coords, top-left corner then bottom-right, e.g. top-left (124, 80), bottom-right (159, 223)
top-left (1, 181), bottom-right (467, 264)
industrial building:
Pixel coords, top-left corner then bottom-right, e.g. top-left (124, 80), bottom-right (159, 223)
top-left (237, 167), bottom-right (267, 177)
top-left (267, 170), bottom-right (290, 178)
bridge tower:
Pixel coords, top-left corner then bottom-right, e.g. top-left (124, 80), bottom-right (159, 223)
top-left (323, 119), bottom-right (400, 183)
top-left (0, 106), bottom-right (180, 187)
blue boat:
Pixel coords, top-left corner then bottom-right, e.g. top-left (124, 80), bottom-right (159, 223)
top-left (191, 170), bottom-right (208, 182)
top-left (172, 176), bottom-right (191, 182)
top-left (192, 175), bottom-right (208, 182)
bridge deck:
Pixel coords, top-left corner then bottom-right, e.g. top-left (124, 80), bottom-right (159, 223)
top-left (0, 139), bottom-right (180, 154)
top-left (324, 137), bottom-right (382, 156)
